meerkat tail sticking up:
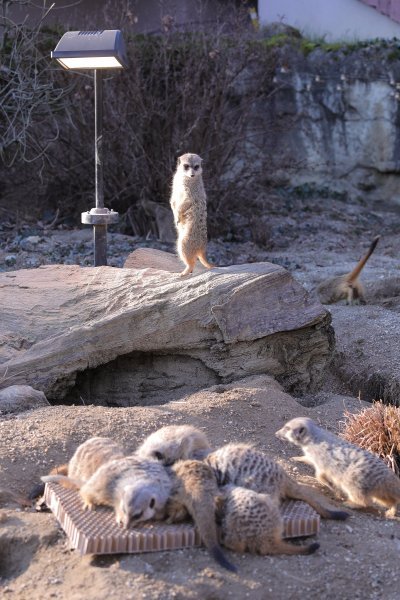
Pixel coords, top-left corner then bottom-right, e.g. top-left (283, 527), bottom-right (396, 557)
top-left (276, 417), bottom-right (400, 517)
top-left (317, 236), bottom-right (380, 305)
top-left (169, 153), bottom-right (214, 277)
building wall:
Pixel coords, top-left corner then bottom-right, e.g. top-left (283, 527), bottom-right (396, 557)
top-left (259, 0), bottom-right (400, 41)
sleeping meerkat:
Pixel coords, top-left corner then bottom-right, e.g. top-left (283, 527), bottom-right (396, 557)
top-left (169, 153), bottom-right (214, 276)
top-left (165, 459), bottom-right (237, 573)
top-left (42, 437), bottom-right (125, 488)
top-left (216, 485), bottom-right (319, 556)
top-left (317, 236), bottom-right (380, 304)
top-left (136, 424), bottom-right (211, 466)
top-left (276, 417), bottom-right (400, 517)
top-left (44, 455), bottom-right (172, 528)
top-left (205, 443), bottom-right (349, 520)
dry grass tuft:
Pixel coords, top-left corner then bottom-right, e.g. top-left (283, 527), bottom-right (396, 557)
top-left (341, 402), bottom-right (400, 476)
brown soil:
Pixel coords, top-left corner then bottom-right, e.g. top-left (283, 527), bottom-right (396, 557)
top-left (1, 375), bottom-right (399, 600)
top-left (1, 191), bottom-right (400, 599)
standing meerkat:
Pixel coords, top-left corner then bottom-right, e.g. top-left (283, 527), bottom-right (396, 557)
top-left (205, 443), bottom-right (349, 520)
top-left (165, 459), bottom-right (237, 573)
top-left (169, 153), bottom-right (214, 276)
top-left (216, 484), bottom-right (319, 556)
top-left (275, 417), bottom-right (400, 517)
top-left (136, 424), bottom-right (211, 466)
top-left (317, 236), bottom-right (380, 304)
top-left (43, 455), bottom-right (172, 528)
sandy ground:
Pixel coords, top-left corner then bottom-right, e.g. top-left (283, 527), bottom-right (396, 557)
top-left (1, 191), bottom-right (400, 599)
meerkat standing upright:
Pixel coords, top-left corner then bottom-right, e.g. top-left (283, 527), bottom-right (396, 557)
top-left (276, 417), bottom-right (400, 517)
top-left (170, 153), bottom-right (214, 276)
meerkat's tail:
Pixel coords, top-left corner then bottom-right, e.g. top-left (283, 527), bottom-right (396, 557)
top-left (284, 478), bottom-right (350, 520)
top-left (198, 250), bottom-right (213, 270)
top-left (190, 497), bottom-right (237, 572)
top-left (41, 474), bottom-right (83, 490)
top-left (271, 539), bottom-right (320, 556)
top-left (29, 464), bottom-right (69, 500)
top-left (209, 544), bottom-right (237, 573)
top-left (346, 236), bottom-right (380, 283)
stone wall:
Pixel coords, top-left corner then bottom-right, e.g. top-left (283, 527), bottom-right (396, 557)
top-left (256, 39), bottom-right (400, 203)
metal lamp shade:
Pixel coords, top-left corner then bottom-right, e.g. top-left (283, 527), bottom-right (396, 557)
top-left (51, 30), bottom-right (127, 70)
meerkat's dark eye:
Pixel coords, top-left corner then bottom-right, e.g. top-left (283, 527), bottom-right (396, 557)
top-left (194, 164), bottom-right (199, 170)
top-left (132, 511), bottom-right (143, 519)
top-left (297, 426), bottom-right (306, 437)
top-left (149, 498), bottom-right (156, 509)
top-left (154, 451), bottom-right (164, 461)
top-left (183, 164), bottom-right (190, 171)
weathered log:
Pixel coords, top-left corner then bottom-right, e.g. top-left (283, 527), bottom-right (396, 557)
top-left (0, 250), bottom-right (333, 403)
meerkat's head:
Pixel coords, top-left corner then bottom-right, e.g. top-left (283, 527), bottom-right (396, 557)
top-left (176, 153), bottom-right (203, 179)
top-left (136, 425), bottom-right (207, 466)
top-left (275, 417), bottom-right (317, 447)
top-left (137, 439), bottom-right (183, 466)
top-left (117, 482), bottom-right (161, 528)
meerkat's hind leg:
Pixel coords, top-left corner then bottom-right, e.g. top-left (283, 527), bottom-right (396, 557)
top-left (198, 250), bottom-right (214, 270)
top-left (346, 285), bottom-right (354, 305)
top-left (370, 490), bottom-right (399, 518)
top-left (284, 479), bottom-right (350, 520)
top-left (180, 255), bottom-right (196, 277)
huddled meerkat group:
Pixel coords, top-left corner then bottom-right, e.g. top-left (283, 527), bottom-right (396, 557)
top-left (41, 419), bottom-right (399, 571)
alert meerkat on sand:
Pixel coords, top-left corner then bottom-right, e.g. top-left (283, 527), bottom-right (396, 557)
top-left (165, 459), bottom-right (237, 573)
top-left (169, 153), bottom-right (214, 276)
top-left (276, 417), bottom-right (400, 517)
top-left (317, 236), bottom-right (380, 305)
top-left (44, 454), bottom-right (172, 528)
top-left (205, 443), bottom-right (349, 521)
top-left (216, 484), bottom-right (319, 556)
top-left (136, 424), bottom-right (211, 466)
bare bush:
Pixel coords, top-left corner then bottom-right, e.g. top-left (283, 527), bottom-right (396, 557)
top-left (341, 402), bottom-right (400, 476)
top-left (1, 2), bottom-right (281, 239)
top-left (0, 1), bottom-right (75, 167)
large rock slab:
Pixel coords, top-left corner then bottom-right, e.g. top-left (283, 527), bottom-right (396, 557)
top-left (329, 304), bottom-right (400, 404)
top-left (0, 250), bottom-right (333, 402)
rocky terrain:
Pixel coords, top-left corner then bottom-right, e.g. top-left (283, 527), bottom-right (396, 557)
top-left (1, 187), bottom-right (400, 599)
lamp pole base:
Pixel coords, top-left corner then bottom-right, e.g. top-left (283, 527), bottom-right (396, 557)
top-left (81, 208), bottom-right (119, 267)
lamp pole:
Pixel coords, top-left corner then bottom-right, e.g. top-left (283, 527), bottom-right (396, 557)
top-left (51, 29), bottom-right (127, 266)
top-left (93, 69), bottom-right (106, 266)
top-left (81, 68), bottom-right (119, 266)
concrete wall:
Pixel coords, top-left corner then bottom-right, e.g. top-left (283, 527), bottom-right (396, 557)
top-left (259, 0), bottom-right (400, 41)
